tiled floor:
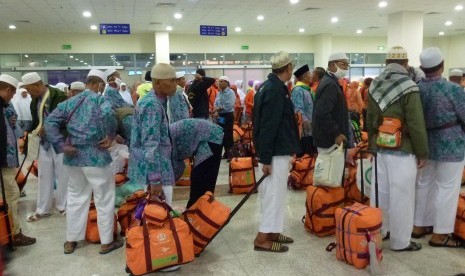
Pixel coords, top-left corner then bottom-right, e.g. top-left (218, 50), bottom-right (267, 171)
top-left (5, 160), bottom-right (465, 276)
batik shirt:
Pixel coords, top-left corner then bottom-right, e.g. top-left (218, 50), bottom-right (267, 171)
top-left (418, 77), bottom-right (465, 162)
top-left (169, 119), bottom-right (224, 179)
top-left (44, 90), bottom-right (117, 167)
top-left (129, 91), bottom-right (175, 186)
top-left (214, 88), bottom-right (236, 114)
top-left (168, 86), bottom-right (190, 123)
top-left (291, 82), bottom-right (313, 137)
top-left (4, 104), bottom-right (19, 168)
top-left (104, 86), bottom-right (133, 109)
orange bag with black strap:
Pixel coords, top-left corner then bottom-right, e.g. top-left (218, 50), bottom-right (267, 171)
top-left (303, 186), bottom-right (345, 236)
top-left (288, 154), bottom-right (315, 190)
top-left (233, 124), bottom-right (245, 143)
top-left (115, 159), bottom-right (129, 186)
top-left (117, 190), bottom-right (147, 236)
top-left (0, 200), bottom-right (13, 246)
top-left (176, 159), bottom-right (192, 186)
top-left (182, 191), bottom-right (231, 255)
top-left (86, 202), bottom-right (118, 243)
top-left (229, 157), bottom-right (256, 194)
top-left (454, 193), bottom-right (465, 240)
top-left (241, 122), bottom-right (253, 144)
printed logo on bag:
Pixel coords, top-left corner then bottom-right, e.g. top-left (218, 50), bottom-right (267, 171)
top-left (360, 239), bottom-right (368, 248)
top-left (160, 247), bottom-right (171, 253)
top-left (158, 233), bottom-right (167, 241)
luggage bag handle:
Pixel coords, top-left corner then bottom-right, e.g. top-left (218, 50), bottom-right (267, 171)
top-left (358, 149), bottom-right (379, 208)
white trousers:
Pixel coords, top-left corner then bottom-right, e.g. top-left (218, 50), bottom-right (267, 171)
top-left (414, 160), bottom-right (463, 234)
top-left (37, 145), bottom-right (68, 214)
top-left (371, 153), bottom-right (417, 250)
top-left (66, 165), bottom-right (115, 244)
top-left (258, 156), bottom-right (291, 233)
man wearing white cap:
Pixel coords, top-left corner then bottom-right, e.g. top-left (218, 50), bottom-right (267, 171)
top-left (119, 83), bottom-right (133, 105)
top-left (13, 87), bottom-right (32, 131)
top-left (167, 72), bottom-right (191, 123)
top-left (366, 46), bottom-right (428, 252)
top-left (68, 81), bottom-right (85, 98)
top-left (0, 74), bottom-right (36, 246)
top-left (313, 52), bottom-right (350, 151)
top-left (212, 76), bottom-right (235, 157)
top-left (54, 82), bottom-right (68, 94)
top-left (449, 69), bottom-right (464, 87)
top-left (253, 51), bottom-right (300, 253)
top-left (21, 72), bottom-right (69, 222)
top-left (44, 69), bottom-right (122, 254)
top-left (413, 47), bottom-right (465, 248)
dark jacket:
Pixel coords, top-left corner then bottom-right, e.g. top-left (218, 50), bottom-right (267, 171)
top-left (253, 73), bottom-right (301, 165)
top-left (188, 77), bottom-right (216, 118)
top-left (30, 86), bottom-right (67, 132)
top-left (312, 73), bottom-right (349, 148)
top-left (0, 97), bottom-right (7, 167)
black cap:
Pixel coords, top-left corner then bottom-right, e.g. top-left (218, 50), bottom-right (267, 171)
top-left (145, 71), bottom-right (152, 81)
top-left (293, 64), bottom-right (309, 78)
top-left (196, 69), bottom-right (206, 77)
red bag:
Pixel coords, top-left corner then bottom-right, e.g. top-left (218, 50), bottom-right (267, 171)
top-left (229, 157), bottom-right (256, 194)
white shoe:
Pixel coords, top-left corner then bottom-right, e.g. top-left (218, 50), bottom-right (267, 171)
top-left (160, 265), bottom-right (181, 272)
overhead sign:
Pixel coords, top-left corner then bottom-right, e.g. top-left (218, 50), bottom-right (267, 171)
top-left (241, 45), bottom-right (249, 50)
top-left (62, 44), bottom-right (72, 50)
top-left (200, 25), bottom-right (227, 36)
top-left (100, 24), bottom-right (130, 35)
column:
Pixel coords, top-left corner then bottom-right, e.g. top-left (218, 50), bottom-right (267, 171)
top-left (387, 12), bottom-right (424, 67)
top-left (313, 34), bottom-right (333, 68)
top-left (155, 32), bottom-right (170, 64)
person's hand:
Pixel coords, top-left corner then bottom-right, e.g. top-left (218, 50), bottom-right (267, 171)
top-left (335, 134), bottom-right (347, 146)
top-left (37, 127), bottom-right (45, 138)
top-left (262, 164), bottom-right (272, 176)
top-left (63, 145), bottom-right (78, 156)
top-left (346, 148), bottom-right (357, 166)
top-left (147, 184), bottom-right (165, 203)
top-left (417, 159), bottom-right (426, 169)
top-left (98, 136), bottom-right (113, 149)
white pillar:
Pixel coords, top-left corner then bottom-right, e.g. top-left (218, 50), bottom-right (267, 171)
top-left (387, 12), bottom-right (424, 67)
top-left (155, 32), bottom-right (170, 64)
top-left (313, 34), bottom-right (333, 68)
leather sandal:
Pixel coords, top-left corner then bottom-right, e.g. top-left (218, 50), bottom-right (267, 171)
top-left (99, 240), bottom-right (124, 255)
top-left (411, 226), bottom-right (433, 239)
top-left (254, 242), bottom-right (289, 253)
top-left (429, 236), bottom-right (463, 248)
top-left (392, 241), bottom-right (422, 252)
top-left (64, 241), bottom-right (77, 254)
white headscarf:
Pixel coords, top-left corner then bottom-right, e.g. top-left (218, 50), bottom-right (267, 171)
top-left (235, 80), bottom-right (245, 102)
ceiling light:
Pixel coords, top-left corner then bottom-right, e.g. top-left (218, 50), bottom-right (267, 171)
top-left (356, 29), bottom-right (363, 34)
top-left (174, 12), bottom-right (182, 19)
top-left (24, 54), bottom-right (28, 58)
top-left (8, 24), bottom-right (16, 30)
top-left (90, 25), bottom-right (97, 30)
top-left (166, 25), bottom-right (173, 31)
top-left (445, 21), bottom-right (453, 26)
top-left (235, 27), bottom-right (242, 32)
top-left (149, 56), bottom-right (154, 60)
top-left (80, 60), bottom-right (84, 63)
top-left (75, 58), bottom-right (79, 61)
top-left (299, 28), bottom-right (305, 33)
top-left (220, 55), bottom-right (224, 58)
top-left (455, 4), bottom-right (463, 11)
top-left (378, 1), bottom-right (387, 8)
top-left (83, 11), bottom-right (91, 17)
top-left (290, 0), bottom-right (299, 4)
top-left (439, 31), bottom-right (445, 35)
top-left (331, 17), bottom-right (338, 23)
top-left (44, 60), bottom-right (48, 63)
top-left (84, 63), bottom-right (88, 65)
top-left (257, 15), bottom-right (264, 21)
top-left (69, 55), bottom-right (73, 58)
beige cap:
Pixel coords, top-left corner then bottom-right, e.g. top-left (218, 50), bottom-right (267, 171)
top-left (0, 74), bottom-right (19, 88)
top-left (21, 72), bottom-right (42, 85)
top-left (270, 51), bottom-right (292, 69)
top-left (328, 52), bottom-right (349, 62)
top-left (450, 69), bottom-right (463, 77)
top-left (70, 81), bottom-right (85, 90)
top-left (87, 69), bottom-right (107, 84)
top-left (387, 46), bottom-right (408, 60)
top-left (151, 63), bottom-right (176, 79)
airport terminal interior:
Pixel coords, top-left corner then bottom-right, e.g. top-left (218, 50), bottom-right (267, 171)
top-left (1, 0), bottom-right (465, 275)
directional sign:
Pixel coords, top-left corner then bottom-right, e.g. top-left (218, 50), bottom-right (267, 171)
top-left (200, 25), bottom-right (227, 36)
top-left (100, 24), bottom-right (130, 35)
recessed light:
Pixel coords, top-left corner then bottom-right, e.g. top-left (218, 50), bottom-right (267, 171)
top-left (455, 4), bottom-right (463, 11)
top-left (331, 17), bottom-right (338, 23)
top-left (83, 11), bottom-right (91, 17)
top-left (445, 21), bottom-right (453, 26)
top-left (299, 28), bottom-right (305, 33)
top-left (177, 55), bottom-right (181, 58)
top-left (439, 31), bottom-right (445, 35)
top-left (80, 60), bottom-right (84, 63)
top-left (378, 1), bottom-right (388, 8)
top-left (90, 25), bottom-right (97, 30)
top-left (220, 55), bottom-right (224, 58)
top-left (69, 55), bottom-right (73, 58)
top-left (75, 58), bottom-right (79, 61)
top-left (24, 54), bottom-right (28, 58)
top-left (290, 0), bottom-right (299, 4)
top-left (356, 29), bottom-right (363, 34)
top-left (149, 56), bottom-right (154, 60)
top-left (84, 63), bottom-right (87, 65)
top-left (44, 60), bottom-right (48, 63)
top-left (9, 24), bottom-right (16, 30)
top-left (174, 12), bottom-right (182, 19)
top-left (166, 26), bottom-right (173, 31)
top-left (257, 15), bottom-right (264, 21)
top-left (235, 27), bottom-right (242, 32)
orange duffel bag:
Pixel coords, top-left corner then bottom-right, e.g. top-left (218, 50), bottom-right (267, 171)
top-left (117, 190), bottom-right (147, 236)
top-left (86, 202), bottom-right (118, 243)
top-left (454, 193), bottom-right (465, 240)
top-left (0, 200), bottom-right (13, 246)
top-left (229, 157), bottom-right (256, 194)
top-left (241, 122), bottom-right (253, 144)
top-left (125, 204), bottom-right (194, 275)
top-left (303, 186), bottom-right (344, 236)
top-left (288, 154), bottom-right (315, 190)
top-left (182, 191), bottom-right (231, 255)
top-left (176, 159), bottom-right (192, 186)
top-left (233, 124), bottom-right (245, 143)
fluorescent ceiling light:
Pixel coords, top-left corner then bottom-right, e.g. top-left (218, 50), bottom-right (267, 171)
top-left (331, 17), bottom-right (338, 23)
top-left (166, 26), bottom-right (173, 31)
top-left (174, 13), bottom-right (182, 19)
top-left (257, 15), bottom-right (264, 21)
top-left (356, 29), bottom-right (363, 34)
top-left (299, 28), bottom-right (305, 33)
top-left (69, 55), bottom-right (73, 58)
top-left (290, 0), bottom-right (299, 4)
top-left (378, 1), bottom-right (387, 8)
top-left (445, 21), bottom-right (452, 26)
top-left (9, 24), bottom-right (16, 30)
top-left (455, 4), bottom-right (463, 10)
top-left (90, 25), bottom-right (97, 30)
top-left (83, 11), bottom-right (91, 17)
top-left (439, 31), bottom-right (445, 35)
top-left (235, 27), bottom-right (241, 32)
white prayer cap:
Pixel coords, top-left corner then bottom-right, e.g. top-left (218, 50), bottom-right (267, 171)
top-left (420, 47), bottom-right (443, 69)
top-left (120, 82), bottom-right (127, 87)
top-left (105, 68), bottom-right (117, 77)
top-left (21, 72), bottom-right (42, 85)
top-left (151, 63), bottom-right (176, 80)
top-left (450, 69), bottom-right (463, 77)
top-left (328, 52), bottom-right (349, 62)
top-left (0, 74), bottom-right (19, 88)
top-left (175, 72), bottom-right (185, 79)
top-left (55, 82), bottom-right (68, 91)
top-left (219, 76), bottom-right (230, 83)
top-left (386, 46), bottom-right (408, 60)
top-left (18, 88), bottom-right (27, 94)
top-left (17, 82), bottom-right (23, 88)
top-left (270, 51), bottom-right (292, 69)
top-left (87, 69), bottom-right (107, 84)
top-left (70, 81), bottom-right (85, 90)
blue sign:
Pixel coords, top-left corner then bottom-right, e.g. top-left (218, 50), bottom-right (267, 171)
top-left (100, 24), bottom-right (130, 35)
top-left (200, 25), bottom-right (227, 36)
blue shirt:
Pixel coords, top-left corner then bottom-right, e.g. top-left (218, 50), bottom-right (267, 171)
top-left (4, 104), bottom-right (19, 168)
top-left (214, 88), bottom-right (236, 114)
top-left (104, 86), bottom-right (133, 109)
top-left (291, 83), bottom-right (313, 136)
top-left (44, 90), bottom-right (117, 167)
top-left (168, 86), bottom-right (190, 123)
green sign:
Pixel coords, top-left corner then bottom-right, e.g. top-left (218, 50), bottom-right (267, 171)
top-left (62, 44), bottom-right (72, 50)
top-left (241, 45), bottom-right (249, 50)
top-left (378, 46), bottom-right (385, 51)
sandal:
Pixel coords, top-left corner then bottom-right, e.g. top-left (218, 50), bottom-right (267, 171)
top-left (392, 241), bottom-right (422, 252)
top-left (275, 234), bottom-right (294, 244)
top-left (411, 226), bottom-right (433, 239)
top-left (64, 241), bottom-right (77, 254)
top-left (383, 232), bottom-right (390, 241)
top-left (26, 213), bottom-right (51, 222)
top-left (58, 210), bottom-right (66, 216)
top-left (99, 240), bottom-right (124, 255)
top-left (254, 242), bottom-right (289, 253)
top-left (429, 236), bottom-right (463, 248)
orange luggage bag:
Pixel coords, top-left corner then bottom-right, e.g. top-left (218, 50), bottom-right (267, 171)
top-left (229, 157), bottom-right (256, 194)
top-left (117, 190), bottom-right (147, 236)
top-left (182, 191), bottom-right (231, 255)
top-left (176, 159), bottom-right (192, 186)
top-left (288, 154), bottom-right (315, 190)
top-left (454, 193), bottom-right (465, 240)
top-left (0, 200), bottom-right (13, 247)
top-left (86, 202), bottom-right (118, 243)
